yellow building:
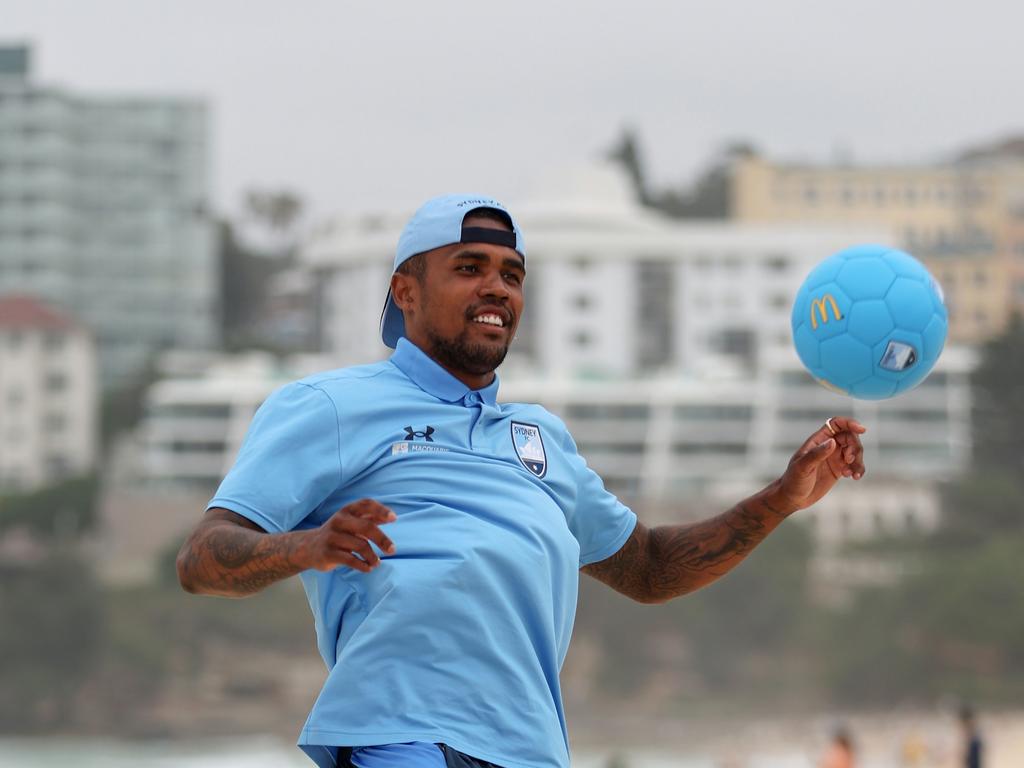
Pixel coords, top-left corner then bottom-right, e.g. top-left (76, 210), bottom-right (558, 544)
top-left (731, 153), bottom-right (1024, 343)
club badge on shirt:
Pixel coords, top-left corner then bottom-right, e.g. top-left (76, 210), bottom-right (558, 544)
top-left (511, 422), bottom-right (547, 478)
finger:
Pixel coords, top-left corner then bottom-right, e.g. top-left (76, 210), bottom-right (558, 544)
top-left (340, 499), bottom-right (397, 523)
top-left (833, 433), bottom-right (866, 479)
top-left (794, 438), bottom-right (836, 474)
top-left (828, 417), bottom-right (867, 435)
top-left (331, 551), bottom-right (374, 574)
top-left (330, 533), bottom-right (381, 567)
top-left (334, 516), bottom-right (396, 555)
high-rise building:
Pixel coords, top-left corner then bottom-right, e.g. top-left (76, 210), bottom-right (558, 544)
top-left (0, 44), bottom-right (217, 388)
top-left (730, 149), bottom-right (1024, 344)
top-left (0, 294), bottom-right (97, 491)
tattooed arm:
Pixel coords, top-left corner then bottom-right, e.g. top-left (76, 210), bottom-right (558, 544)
top-left (176, 499), bottom-right (397, 598)
top-left (583, 416), bottom-right (868, 604)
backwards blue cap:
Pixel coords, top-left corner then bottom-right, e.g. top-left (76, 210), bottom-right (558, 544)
top-left (380, 193), bottom-right (526, 348)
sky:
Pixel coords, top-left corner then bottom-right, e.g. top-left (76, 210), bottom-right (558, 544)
top-left (5, 0), bottom-right (1024, 223)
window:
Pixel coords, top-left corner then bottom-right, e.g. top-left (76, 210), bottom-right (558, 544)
top-left (45, 372), bottom-right (68, 392)
top-left (636, 261), bottom-right (673, 370)
top-left (572, 294), bottom-right (591, 310)
top-left (572, 330), bottom-right (591, 347)
top-left (44, 413), bottom-right (67, 432)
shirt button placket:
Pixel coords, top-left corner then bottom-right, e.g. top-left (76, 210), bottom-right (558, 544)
top-left (464, 392), bottom-right (482, 448)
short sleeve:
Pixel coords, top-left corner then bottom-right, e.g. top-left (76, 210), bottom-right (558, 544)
top-left (560, 428), bottom-right (637, 566)
top-left (207, 382), bottom-right (342, 533)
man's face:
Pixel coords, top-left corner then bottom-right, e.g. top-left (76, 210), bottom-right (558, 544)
top-left (392, 215), bottom-right (525, 381)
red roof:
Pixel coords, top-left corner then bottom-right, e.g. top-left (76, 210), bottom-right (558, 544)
top-left (0, 294), bottom-right (78, 331)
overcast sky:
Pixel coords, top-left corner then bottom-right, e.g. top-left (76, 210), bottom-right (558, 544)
top-left (6, 0), bottom-right (1024, 222)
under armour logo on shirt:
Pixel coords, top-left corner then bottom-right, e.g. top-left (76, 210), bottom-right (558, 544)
top-left (404, 426), bottom-right (435, 442)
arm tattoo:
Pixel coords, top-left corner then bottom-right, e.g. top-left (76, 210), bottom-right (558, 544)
top-left (583, 494), bottom-right (789, 604)
top-left (177, 510), bottom-right (307, 598)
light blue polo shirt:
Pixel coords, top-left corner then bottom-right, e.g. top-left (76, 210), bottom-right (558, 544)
top-left (208, 339), bottom-right (637, 768)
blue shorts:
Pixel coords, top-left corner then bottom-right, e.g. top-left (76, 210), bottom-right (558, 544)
top-left (343, 742), bottom-right (504, 768)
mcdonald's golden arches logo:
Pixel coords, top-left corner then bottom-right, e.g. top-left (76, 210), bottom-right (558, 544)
top-left (810, 294), bottom-right (842, 329)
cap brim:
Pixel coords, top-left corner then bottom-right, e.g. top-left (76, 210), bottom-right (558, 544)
top-left (380, 289), bottom-right (405, 349)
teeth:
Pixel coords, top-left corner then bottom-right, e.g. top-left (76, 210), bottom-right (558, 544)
top-left (473, 314), bottom-right (504, 327)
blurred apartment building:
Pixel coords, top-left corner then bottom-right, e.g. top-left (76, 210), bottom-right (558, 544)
top-left (731, 145), bottom-right (1024, 344)
top-left (0, 294), bottom-right (97, 491)
top-left (0, 44), bottom-right (217, 389)
top-left (136, 166), bottom-right (973, 554)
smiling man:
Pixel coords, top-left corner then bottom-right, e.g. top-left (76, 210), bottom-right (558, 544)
top-left (176, 194), bottom-right (867, 768)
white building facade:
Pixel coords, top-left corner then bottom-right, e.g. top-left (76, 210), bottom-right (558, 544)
top-left (0, 294), bottom-right (98, 491)
top-left (0, 45), bottom-right (217, 388)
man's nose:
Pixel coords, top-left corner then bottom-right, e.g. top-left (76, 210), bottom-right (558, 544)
top-left (478, 270), bottom-right (510, 298)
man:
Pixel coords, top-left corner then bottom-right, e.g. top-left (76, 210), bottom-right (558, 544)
top-left (177, 194), bottom-right (867, 768)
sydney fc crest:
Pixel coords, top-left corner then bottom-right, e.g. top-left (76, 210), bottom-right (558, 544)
top-left (511, 422), bottom-right (546, 478)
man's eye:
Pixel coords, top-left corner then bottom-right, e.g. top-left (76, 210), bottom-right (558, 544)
top-left (503, 273), bottom-right (522, 284)
top-left (457, 265), bottom-right (478, 273)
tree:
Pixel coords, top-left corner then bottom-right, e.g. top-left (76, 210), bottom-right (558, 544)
top-left (605, 130), bottom-right (758, 219)
top-left (605, 127), bottom-right (650, 205)
top-left (0, 555), bottom-right (102, 731)
top-left (244, 189), bottom-right (303, 236)
top-left (0, 474), bottom-right (99, 539)
top-left (969, 313), bottom-right (1024, 476)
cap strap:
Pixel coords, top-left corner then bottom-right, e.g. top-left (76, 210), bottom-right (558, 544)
top-left (460, 227), bottom-right (517, 249)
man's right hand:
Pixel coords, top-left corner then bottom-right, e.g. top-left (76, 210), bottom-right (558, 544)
top-left (300, 498), bottom-right (397, 573)
top-left (177, 500), bottom-right (398, 597)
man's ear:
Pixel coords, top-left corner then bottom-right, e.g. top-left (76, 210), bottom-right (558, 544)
top-left (391, 271), bottom-right (418, 312)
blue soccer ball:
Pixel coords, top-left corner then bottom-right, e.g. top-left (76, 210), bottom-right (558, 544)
top-left (791, 244), bottom-right (948, 399)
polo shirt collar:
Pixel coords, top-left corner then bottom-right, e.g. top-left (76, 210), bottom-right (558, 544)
top-left (391, 338), bottom-right (500, 406)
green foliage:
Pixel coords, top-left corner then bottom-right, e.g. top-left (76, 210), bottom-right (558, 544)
top-left (0, 474), bottom-right (99, 538)
top-left (823, 533), bottom-right (1024, 706)
top-left (822, 317), bottom-right (1024, 707)
top-left (100, 355), bottom-right (162, 446)
top-left (668, 520), bottom-right (814, 688)
top-left (605, 129), bottom-right (756, 219)
top-left (576, 519), bottom-right (814, 697)
top-left (219, 219), bottom-right (293, 352)
top-left (970, 313), bottom-right (1024, 475)
top-left (0, 554), bottom-right (102, 732)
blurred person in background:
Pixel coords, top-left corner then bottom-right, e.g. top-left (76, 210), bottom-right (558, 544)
top-left (958, 706), bottom-right (983, 768)
top-left (175, 194), bottom-right (867, 768)
top-left (819, 726), bottom-right (855, 768)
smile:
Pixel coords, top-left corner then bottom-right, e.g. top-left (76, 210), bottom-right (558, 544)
top-left (473, 313), bottom-right (505, 327)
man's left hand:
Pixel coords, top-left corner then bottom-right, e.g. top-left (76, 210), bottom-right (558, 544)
top-left (771, 417), bottom-right (867, 514)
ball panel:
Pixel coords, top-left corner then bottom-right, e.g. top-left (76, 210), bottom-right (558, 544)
top-left (886, 277), bottom-right (935, 331)
top-left (893, 364), bottom-right (933, 394)
top-left (881, 248), bottom-right (930, 279)
top-left (792, 323), bottom-right (821, 369)
top-left (820, 334), bottom-right (873, 388)
top-left (849, 376), bottom-right (898, 400)
top-left (836, 244), bottom-right (891, 260)
top-left (803, 253), bottom-right (846, 290)
top-left (845, 299), bottom-right (895, 346)
top-left (921, 315), bottom-right (948, 363)
top-left (928, 278), bottom-right (949, 316)
top-left (836, 257), bottom-right (897, 300)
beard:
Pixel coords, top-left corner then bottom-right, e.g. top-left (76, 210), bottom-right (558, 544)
top-left (425, 326), bottom-right (510, 376)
